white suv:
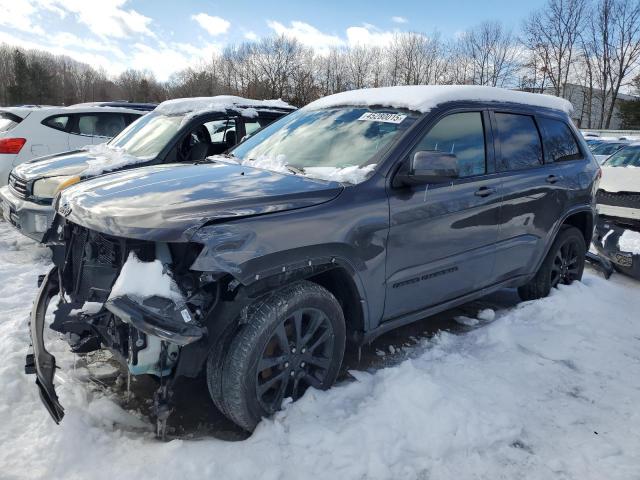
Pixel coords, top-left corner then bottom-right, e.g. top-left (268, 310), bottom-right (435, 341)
top-left (0, 105), bottom-right (146, 185)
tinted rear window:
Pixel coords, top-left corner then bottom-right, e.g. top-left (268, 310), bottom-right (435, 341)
top-left (496, 113), bottom-right (543, 171)
top-left (539, 118), bottom-right (582, 162)
top-left (0, 112), bottom-right (21, 133)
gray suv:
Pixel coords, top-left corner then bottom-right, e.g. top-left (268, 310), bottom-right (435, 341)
top-left (26, 86), bottom-right (600, 437)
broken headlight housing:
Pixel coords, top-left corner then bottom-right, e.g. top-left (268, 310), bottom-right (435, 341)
top-left (32, 175), bottom-right (80, 200)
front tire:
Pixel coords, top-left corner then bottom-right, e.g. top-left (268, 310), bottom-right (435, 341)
top-left (221, 281), bottom-right (346, 431)
top-left (518, 225), bottom-right (586, 301)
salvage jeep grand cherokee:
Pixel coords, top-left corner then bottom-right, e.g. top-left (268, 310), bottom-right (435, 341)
top-left (26, 86), bottom-right (599, 436)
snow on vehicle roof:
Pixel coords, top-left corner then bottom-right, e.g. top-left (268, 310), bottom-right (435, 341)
top-left (303, 85), bottom-right (573, 114)
top-left (156, 96), bottom-right (296, 116)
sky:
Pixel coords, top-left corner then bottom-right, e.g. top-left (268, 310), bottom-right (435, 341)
top-left (0, 0), bottom-right (547, 81)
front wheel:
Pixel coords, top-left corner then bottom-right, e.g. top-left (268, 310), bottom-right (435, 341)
top-left (220, 281), bottom-right (346, 431)
top-left (518, 225), bottom-right (586, 301)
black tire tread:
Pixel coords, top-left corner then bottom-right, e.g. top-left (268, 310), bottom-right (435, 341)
top-left (221, 280), bottom-right (345, 431)
top-left (518, 225), bottom-right (586, 301)
top-left (205, 322), bottom-right (237, 418)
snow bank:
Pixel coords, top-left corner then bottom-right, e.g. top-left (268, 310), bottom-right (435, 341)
top-left (156, 96), bottom-right (294, 116)
top-left (619, 229), bottom-right (640, 255)
top-left (82, 143), bottom-right (150, 177)
top-left (2, 222), bottom-right (640, 479)
top-left (304, 85), bottom-right (573, 115)
top-left (109, 252), bottom-right (183, 302)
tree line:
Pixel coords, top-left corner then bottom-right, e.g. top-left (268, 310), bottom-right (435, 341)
top-left (1, 0), bottom-right (640, 129)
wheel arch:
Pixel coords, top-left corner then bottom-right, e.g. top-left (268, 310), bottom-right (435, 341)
top-left (561, 209), bottom-right (594, 246)
top-left (242, 259), bottom-right (369, 341)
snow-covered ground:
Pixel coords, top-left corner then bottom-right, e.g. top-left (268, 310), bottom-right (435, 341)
top-left (1, 220), bottom-right (639, 480)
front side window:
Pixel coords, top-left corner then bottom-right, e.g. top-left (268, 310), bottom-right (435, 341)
top-left (496, 113), bottom-right (543, 171)
top-left (539, 118), bottom-right (582, 162)
top-left (410, 112), bottom-right (486, 178)
top-left (231, 108), bottom-right (418, 183)
top-left (603, 146), bottom-right (640, 167)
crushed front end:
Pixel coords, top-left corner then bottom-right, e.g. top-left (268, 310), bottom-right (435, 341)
top-left (26, 216), bottom-right (214, 436)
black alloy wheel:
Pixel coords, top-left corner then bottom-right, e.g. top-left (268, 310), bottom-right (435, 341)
top-left (256, 307), bottom-right (335, 413)
top-left (550, 237), bottom-right (583, 287)
top-left (219, 280), bottom-right (346, 431)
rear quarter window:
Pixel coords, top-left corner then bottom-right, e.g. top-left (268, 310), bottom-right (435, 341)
top-left (42, 115), bottom-right (70, 132)
top-left (495, 112), bottom-right (543, 171)
top-left (539, 117), bottom-right (582, 162)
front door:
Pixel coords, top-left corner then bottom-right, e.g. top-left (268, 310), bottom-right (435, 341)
top-left (384, 110), bottom-right (502, 320)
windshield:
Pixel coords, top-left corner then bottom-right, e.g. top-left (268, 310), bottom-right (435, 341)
top-left (108, 112), bottom-right (183, 159)
top-left (230, 107), bottom-right (418, 183)
top-left (592, 142), bottom-right (626, 155)
top-left (603, 146), bottom-right (640, 167)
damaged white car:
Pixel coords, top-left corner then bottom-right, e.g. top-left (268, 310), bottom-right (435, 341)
top-left (593, 144), bottom-right (640, 278)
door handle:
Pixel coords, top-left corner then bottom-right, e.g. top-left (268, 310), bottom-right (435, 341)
top-left (474, 186), bottom-right (496, 197)
top-left (546, 174), bottom-right (559, 184)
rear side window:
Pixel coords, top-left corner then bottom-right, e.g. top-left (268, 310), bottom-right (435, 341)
top-left (42, 115), bottom-right (69, 132)
top-left (539, 118), bottom-right (582, 162)
top-left (71, 113), bottom-right (128, 137)
top-left (495, 113), bottom-right (543, 171)
top-left (411, 112), bottom-right (486, 178)
top-left (0, 112), bottom-right (21, 132)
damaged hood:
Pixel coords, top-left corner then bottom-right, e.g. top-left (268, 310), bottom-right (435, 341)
top-left (600, 166), bottom-right (640, 193)
top-left (56, 161), bottom-right (343, 241)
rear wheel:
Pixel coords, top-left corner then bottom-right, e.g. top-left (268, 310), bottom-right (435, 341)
top-left (518, 226), bottom-right (586, 301)
top-left (220, 281), bottom-right (345, 431)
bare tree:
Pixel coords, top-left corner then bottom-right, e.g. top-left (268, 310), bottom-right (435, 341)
top-left (458, 21), bottom-right (520, 86)
top-left (522, 0), bottom-right (587, 97)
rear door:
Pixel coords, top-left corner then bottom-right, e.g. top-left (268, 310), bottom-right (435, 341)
top-left (24, 113), bottom-right (72, 160)
top-left (68, 112), bottom-right (133, 147)
top-left (384, 109), bottom-right (501, 319)
top-left (491, 110), bottom-right (560, 282)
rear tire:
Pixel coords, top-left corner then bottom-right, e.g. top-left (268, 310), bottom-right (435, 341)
top-left (518, 225), bottom-right (586, 301)
top-left (221, 280), bottom-right (346, 432)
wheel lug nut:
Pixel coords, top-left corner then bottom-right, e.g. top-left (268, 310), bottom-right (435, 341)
top-left (284, 362), bottom-right (289, 368)
top-left (301, 348), bottom-right (306, 353)
top-left (300, 362), bottom-right (306, 368)
top-left (291, 347), bottom-right (296, 354)
top-left (290, 371), bottom-right (295, 377)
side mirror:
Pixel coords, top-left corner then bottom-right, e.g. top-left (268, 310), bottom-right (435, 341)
top-left (396, 151), bottom-right (459, 186)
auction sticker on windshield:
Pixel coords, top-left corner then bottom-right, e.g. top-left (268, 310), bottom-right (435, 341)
top-left (358, 112), bottom-right (407, 124)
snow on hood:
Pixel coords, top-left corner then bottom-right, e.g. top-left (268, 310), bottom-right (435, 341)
top-left (303, 85), bottom-right (573, 115)
top-left (156, 96), bottom-right (295, 116)
top-left (81, 143), bottom-right (151, 177)
top-left (212, 154), bottom-right (377, 184)
top-left (109, 252), bottom-right (183, 302)
top-left (599, 165), bottom-right (640, 193)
